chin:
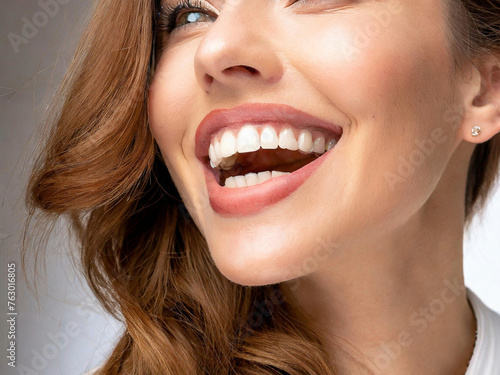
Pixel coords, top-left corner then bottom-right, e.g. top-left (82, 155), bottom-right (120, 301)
top-left (208, 240), bottom-right (301, 287)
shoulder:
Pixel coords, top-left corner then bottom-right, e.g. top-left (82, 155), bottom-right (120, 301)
top-left (465, 288), bottom-right (500, 375)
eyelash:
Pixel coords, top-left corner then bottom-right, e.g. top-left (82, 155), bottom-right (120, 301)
top-left (155, 0), bottom-right (336, 35)
top-left (157, 0), bottom-right (216, 34)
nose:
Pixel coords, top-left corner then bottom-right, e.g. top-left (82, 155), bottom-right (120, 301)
top-left (194, 0), bottom-right (284, 93)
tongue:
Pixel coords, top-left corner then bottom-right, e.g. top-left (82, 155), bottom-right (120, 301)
top-left (222, 149), bottom-right (318, 178)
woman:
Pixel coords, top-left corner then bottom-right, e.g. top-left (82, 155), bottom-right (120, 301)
top-left (25, 0), bottom-right (500, 374)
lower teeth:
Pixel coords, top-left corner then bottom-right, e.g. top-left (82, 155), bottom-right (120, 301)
top-left (224, 170), bottom-right (290, 188)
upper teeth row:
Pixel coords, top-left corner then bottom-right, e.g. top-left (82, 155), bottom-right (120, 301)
top-left (208, 125), bottom-right (337, 169)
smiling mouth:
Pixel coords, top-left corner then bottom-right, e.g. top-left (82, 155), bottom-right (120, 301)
top-left (206, 123), bottom-right (341, 187)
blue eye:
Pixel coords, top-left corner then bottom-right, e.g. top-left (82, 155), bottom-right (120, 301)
top-left (157, 0), bottom-right (217, 33)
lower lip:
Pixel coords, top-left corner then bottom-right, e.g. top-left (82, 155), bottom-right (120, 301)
top-left (203, 151), bottom-right (331, 216)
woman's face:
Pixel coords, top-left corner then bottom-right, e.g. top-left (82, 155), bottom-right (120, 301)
top-left (149, 0), bottom-right (467, 286)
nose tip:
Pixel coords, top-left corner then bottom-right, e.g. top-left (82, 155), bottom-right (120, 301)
top-left (193, 10), bottom-right (283, 93)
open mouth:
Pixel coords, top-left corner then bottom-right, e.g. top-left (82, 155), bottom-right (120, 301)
top-left (205, 124), bottom-right (342, 188)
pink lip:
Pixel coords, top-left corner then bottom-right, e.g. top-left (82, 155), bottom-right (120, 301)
top-left (195, 102), bottom-right (343, 216)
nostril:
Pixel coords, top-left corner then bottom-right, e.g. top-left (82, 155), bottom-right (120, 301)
top-left (222, 65), bottom-right (259, 75)
top-left (241, 66), bottom-right (258, 74)
top-left (205, 73), bottom-right (214, 83)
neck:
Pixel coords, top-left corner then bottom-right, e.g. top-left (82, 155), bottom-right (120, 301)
top-left (281, 206), bottom-right (477, 375)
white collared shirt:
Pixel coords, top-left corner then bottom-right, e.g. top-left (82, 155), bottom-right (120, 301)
top-left (465, 288), bottom-right (500, 375)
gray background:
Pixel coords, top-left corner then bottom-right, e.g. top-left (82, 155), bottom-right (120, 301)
top-left (1, 1), bottom-right (499, 374)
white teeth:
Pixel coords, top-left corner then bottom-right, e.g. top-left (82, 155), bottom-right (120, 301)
top-left (224, 170), bottom-right (291, 188)
top-left (244, 172), bottom-right (259, 187)
top-left (234, 175), bottom-right (247, 188)
top-left (298, 130), bottom-right (314, 153)
top-left (225, 176), bottom-right (236, 188)
top-left (209, 125), bottom-right (338, 169)
top-left (312, 136), bottom-right (325, 154)
top-left (214, 140), bottom-right (222, 163)
top-left (220, 131), bottom-right (237, 158)
top-left (257, 171), bottom-right (272, 184)
top-left (326, 138), bottom-right (337, 151)
top-left (209, 143), bottom-right (216, 163)
top-left (237, 125), bottom-right (260, 153)
top-left (260, 126), bottom-right (279, 149)
top-left (278, 128), bottom-right (299, 151)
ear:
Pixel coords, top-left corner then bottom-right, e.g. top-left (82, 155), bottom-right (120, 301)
top-left (459, 53), bottom-right (500, 144)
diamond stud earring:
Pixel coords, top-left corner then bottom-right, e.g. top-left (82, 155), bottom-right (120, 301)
top-left (471, 126), bottom-right (482, 137)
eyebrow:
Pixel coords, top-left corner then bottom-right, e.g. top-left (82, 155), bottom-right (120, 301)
top-left (161, 0), bottom-right (225, 7)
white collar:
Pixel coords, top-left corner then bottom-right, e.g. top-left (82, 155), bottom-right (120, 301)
top-left (465, 288), bottom-right (500, 374)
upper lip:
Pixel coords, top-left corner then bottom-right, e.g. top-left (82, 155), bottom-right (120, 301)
top-left (195, 103), bottom-right (343, 161)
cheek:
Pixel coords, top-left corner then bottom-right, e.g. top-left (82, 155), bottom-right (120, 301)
top-left (148, 45), bottom-right (213, 229)
top-left (148, 45), bottom-right (200, 162)
top-left (287, 4), bottom-right (457, 224)
top-left (289, 4), bottom-right (452, 121)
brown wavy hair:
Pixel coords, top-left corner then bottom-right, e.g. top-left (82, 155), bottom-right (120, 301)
top-left (24, 0), bottom-right (500, 374)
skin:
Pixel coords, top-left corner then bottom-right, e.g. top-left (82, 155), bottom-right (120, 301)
top-left (148, 0), bottom-right (500, 373)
